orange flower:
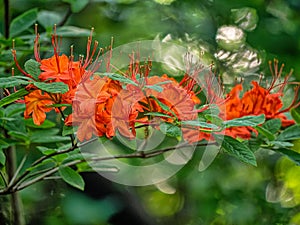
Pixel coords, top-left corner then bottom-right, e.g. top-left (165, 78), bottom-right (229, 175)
top-left (24, 90), bottom-right (55, 125)
top-left (222, 77), bottom-right (297, 139)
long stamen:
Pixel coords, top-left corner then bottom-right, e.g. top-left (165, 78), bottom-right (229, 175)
top-left (34, 24), bottom-right (41, 62)
top-left (12, 40), bottom-right (33, 79)
top-left (52, 25), bottom-right (61, 74)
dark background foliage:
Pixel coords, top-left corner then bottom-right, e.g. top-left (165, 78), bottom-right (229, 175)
top-left (1, 0), bottom-right (300, 224)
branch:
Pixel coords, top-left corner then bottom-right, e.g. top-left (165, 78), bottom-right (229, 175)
top-left (13, 141), bottom-right (218, 192)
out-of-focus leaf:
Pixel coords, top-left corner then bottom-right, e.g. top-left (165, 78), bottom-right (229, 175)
top-left (4, 103), bottom-right (25, 117)
top-left (273, 148), bottom-right (300, 165)
top-left (9, 8), bottom-right (38, 37)
top-left (231, 7), bottom-right (258, 31)
top-left (63, 0), bottom-right (89, 13)
top-left (37, 10), bottom-right (62, 29)
top-left (0, 149), bottom-right (6, 165)
top-left (25, 118), bottom-right (56, 129)
top-left (8, 131), bottom-right (30, 142)
top-left (59, 166), bottom-right (85, 190)
top-left (56, 26), bottom-right (91, 37)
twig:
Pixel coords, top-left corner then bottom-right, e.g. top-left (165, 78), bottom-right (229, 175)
top-left (7, 154), bottom-right (27, 188)
top-left (14, 141), bottom-right (218, 192)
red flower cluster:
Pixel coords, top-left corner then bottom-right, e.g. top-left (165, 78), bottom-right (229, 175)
top-left (220, 60), bottom-right (299, 139)
top-left (13, 28), bottom-right (299, 143)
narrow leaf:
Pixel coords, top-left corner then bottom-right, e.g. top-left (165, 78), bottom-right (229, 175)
top-left (0, 88), bottom-right (28, 107)
top-left (0, 150), bottom-right (6, 165)
top-left (144, 112), bottom-right (173, 118)
top-left (291, 108), bottom-right (300, 124)
top-left (150, 95), bottom-right (177, 118)
top-left (215, 135), bottom-right (257, 166)
top-left (181, 120), bottom-right (219, 130)
top-left (223, 114), bottom-right (265, 128)
top-left (59, 166), bottom-right (85, 190)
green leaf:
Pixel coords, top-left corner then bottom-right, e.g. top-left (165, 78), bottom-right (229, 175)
top-left (9, 8), bottom-right (38, 37)
top-left (262, 118), bottom-right (281, 134)
top-left (223, 114), bottom-right (265, 128)
top-left (0, 76), bottom-right (31, 88)
top-left (181, 120), bottom-right (219, 130)
top-left (215, 135), bottom-right (257, 166)
top-left (49, 103), bottom-right (72, 107)
top-left (291, 108), bottom-right (300, 124)
top-left (160, 122), bottom-right (181, 138)
top-left (0, 138), bottom-right (10, 149)
top-left (24, 59), bottom-right (41, 80)
top-left (269, 141), bottom-right (294, 148)
top-left (0, 88), bottom-right (28, 107)
top-left (31, 135), bottom-right (70, 143)
top-left (4, 103), bottom-right (26, 117)
top-left (272, 148), bottom-right (300, 165)
top-left (56, 26), bottom-right (92, 37)
top-left (25, 118), bottom-right (56, 129)
top-left (59, 166), bottom-right (85, 190)
top-left (0, 149), bottom-right (6, 165)
top-left (8, 131), bottom-right (30, 142)
top-left (150, 95), bottom-right (177, 118)
top-left (144, 84), bottom-right (163, 92)
top-left (36, 146), bottom-right (56, 155)
top-left (144, 112), bottom-right (173, 118)
top-left (101, 73), bottom-right (138, 86)
top-left (33, 82), bottom-right (69, 94)
top-left (255, 126), bottom-right (275, 141)
top-left (62, 125), bottom-right (74, 136)
top-left (37, 10), bottom-right (62, 29)
top-left (204, 114), bottom-right (224, 127)
top-left (277, 125), bottom-right (300, 141)
top-left (62, 0), bottom-right (89, 13)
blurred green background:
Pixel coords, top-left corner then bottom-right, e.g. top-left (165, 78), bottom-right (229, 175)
top-left (1, 0), bottom-right (300, 224)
